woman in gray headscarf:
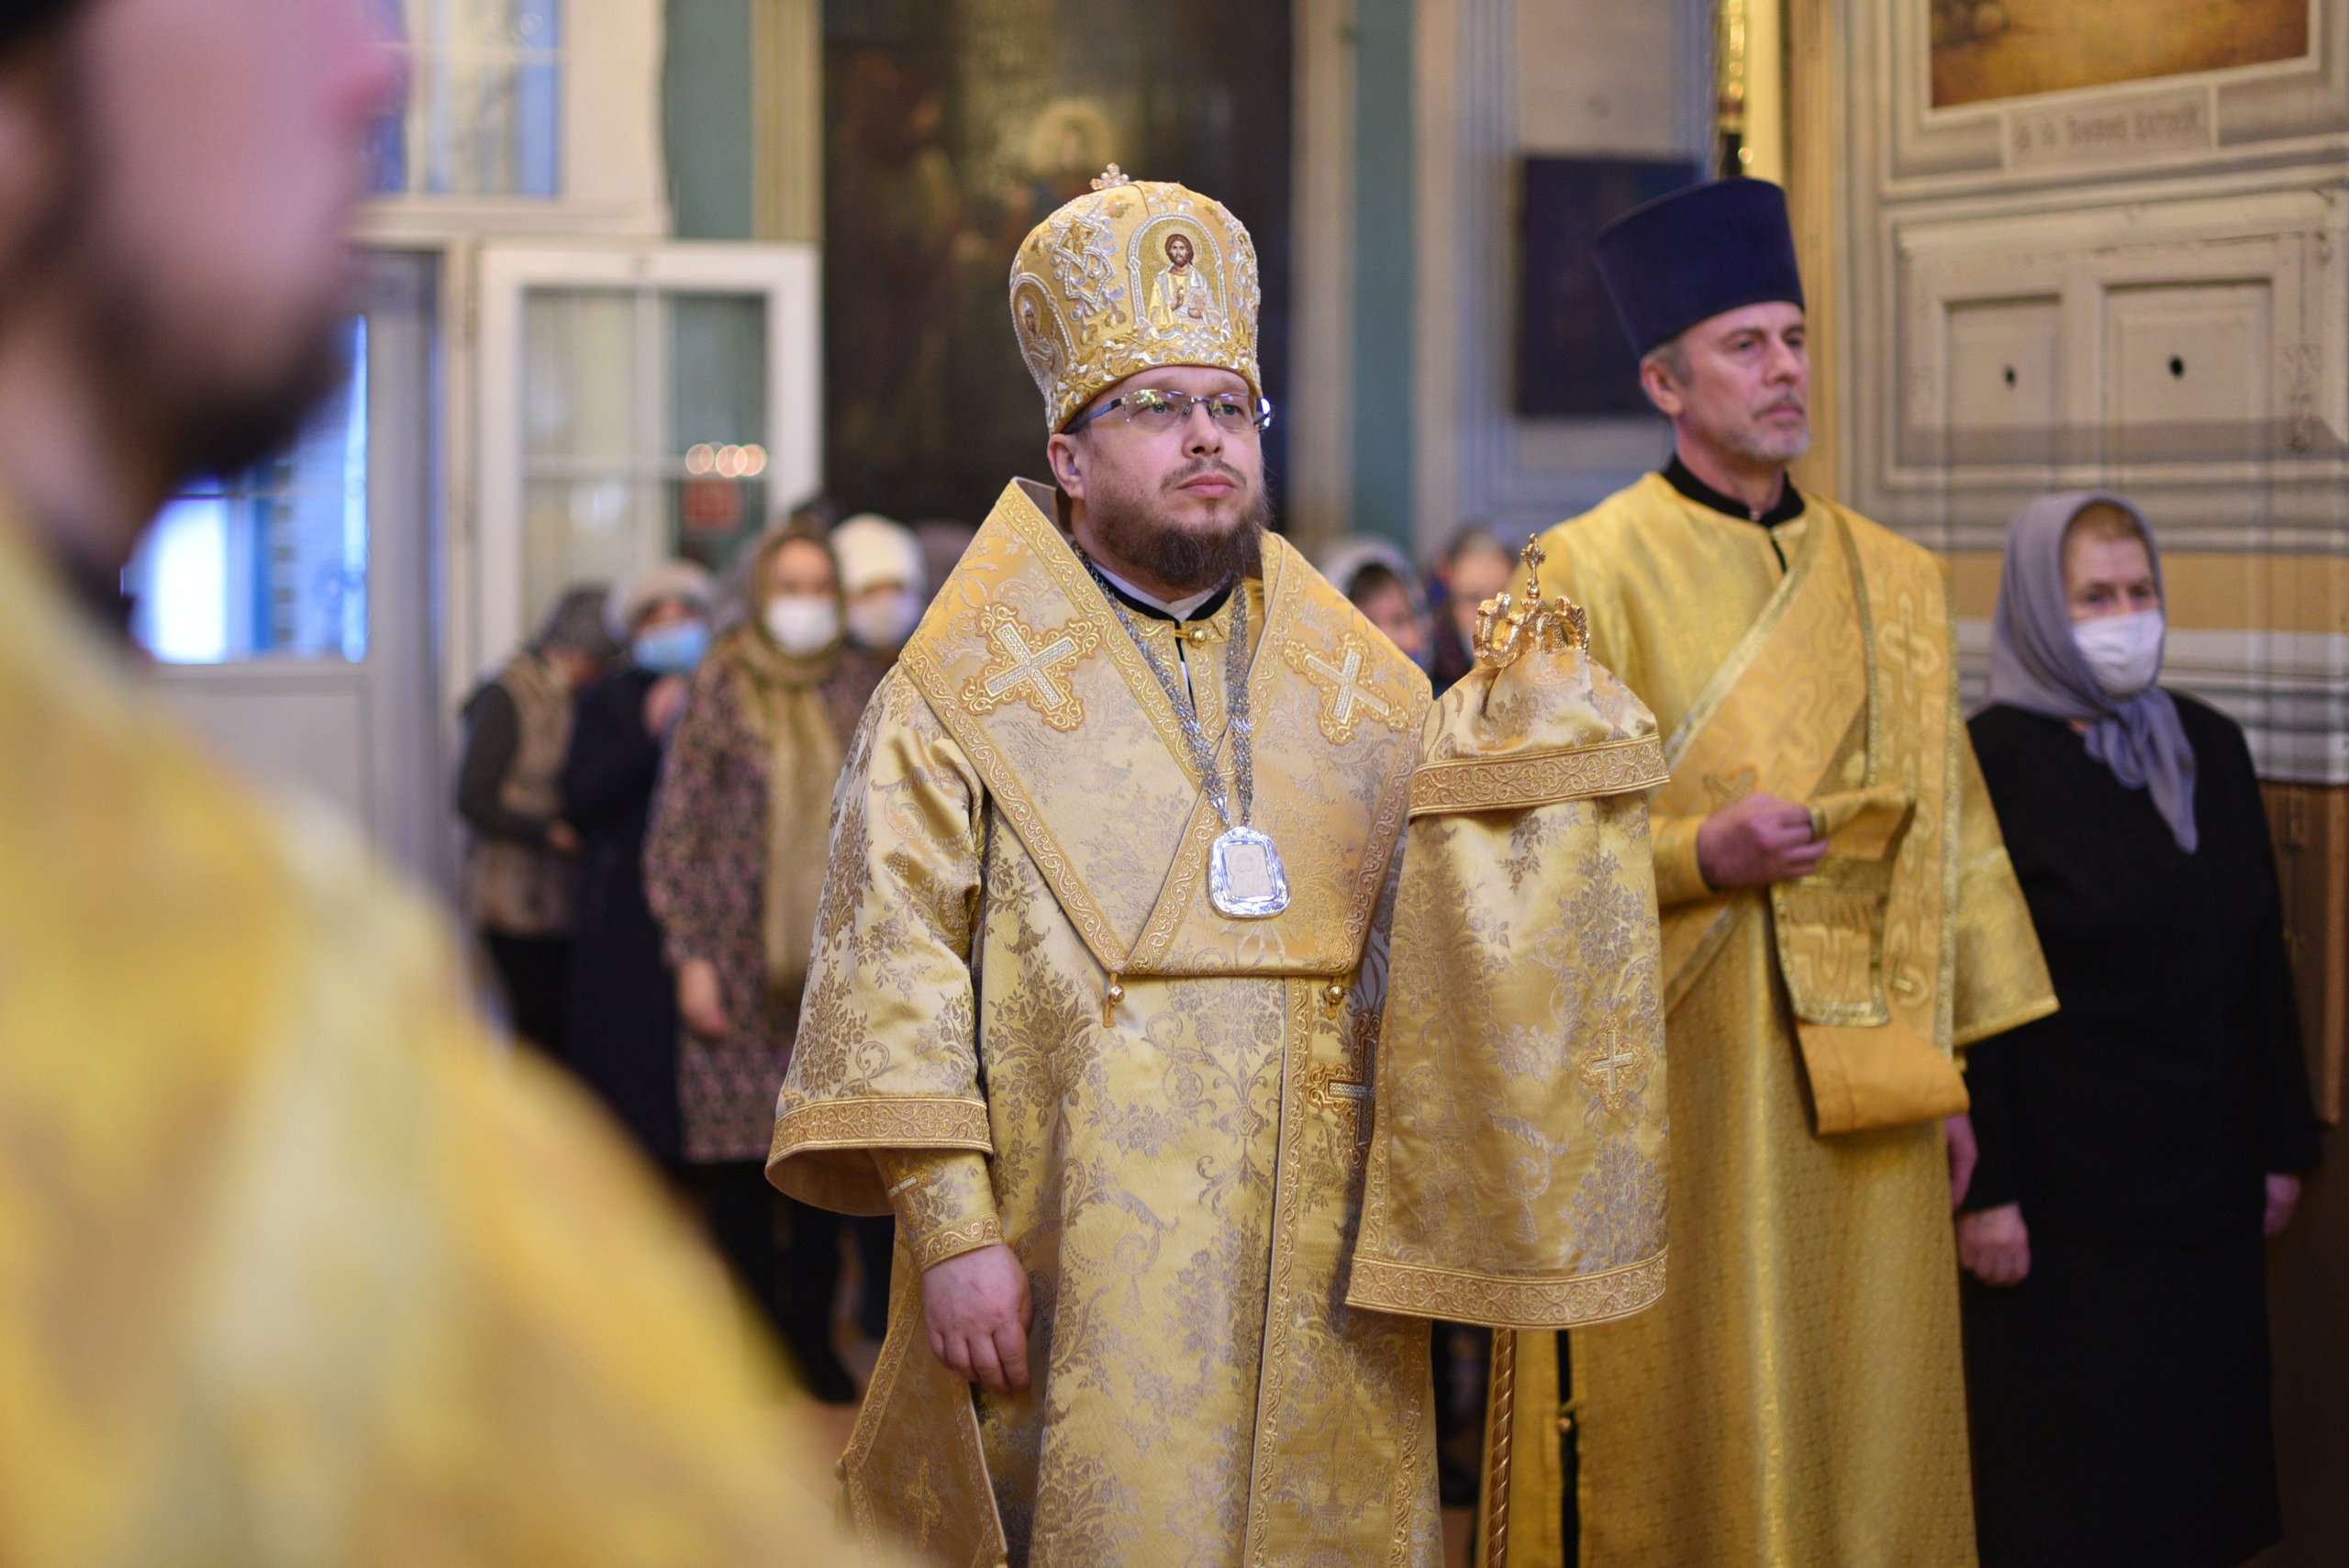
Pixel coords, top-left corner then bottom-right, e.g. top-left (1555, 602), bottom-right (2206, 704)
top-left (1956, 492), bottom-right (2320, 1568)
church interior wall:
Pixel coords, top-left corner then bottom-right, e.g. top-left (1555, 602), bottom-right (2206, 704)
top-left (1285, 0), bottom-right (1356, 554)
top-left (1408, 0), bottom-right (1714, 563)
top-left (666, 0), bottom-right (758, 239)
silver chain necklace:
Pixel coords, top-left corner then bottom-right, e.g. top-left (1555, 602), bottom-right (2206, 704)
top-left (1086, 561), bottom-right (1289, 918)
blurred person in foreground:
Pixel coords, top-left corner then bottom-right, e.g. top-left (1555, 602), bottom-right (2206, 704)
top-left (557, 561), bottom-right (711, 1167)
top-left (1519, 178), bottom-right (2056, 1563)
top-left (455, 584), bottom-right (615, 1057)
top-left (646, 520), bottom-right (885, 1404)
top-left (1959, 493), bottom-right (2320, 1568)
top-left (831, 510), bottom-right (926, 661)
top-left (1319, 535), bottom-right (1431, 670)
top-left (0, 0), bottom-right (893, 1560)
top-left (1425, 522), bottom-right (1517, 693)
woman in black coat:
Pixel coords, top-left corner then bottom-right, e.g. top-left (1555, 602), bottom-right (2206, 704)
top-left (1958, 492), bottom-right (2321, 1568)
top-left (556, 563), bottom-right (714, 1169)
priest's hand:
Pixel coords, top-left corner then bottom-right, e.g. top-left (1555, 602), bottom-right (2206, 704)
top-left (2266, 1173), bottom-right (2302, 1238)
top-left (1696, 793), bottom-right (1828, 889)
top-left (1956, 1202), bottom-right (2030, 1286)
top-left (921, 1243), bottom-right (1033, 1395)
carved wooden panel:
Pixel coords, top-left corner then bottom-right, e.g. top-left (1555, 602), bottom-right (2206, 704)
top-left (2264, 780), bottom-right (2347, 1123)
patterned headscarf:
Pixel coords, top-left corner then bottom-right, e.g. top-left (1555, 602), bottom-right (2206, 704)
top-left (1986, 491), bottom-right (2199, 852)
top-left (714, 521), bottom-right (845, 994)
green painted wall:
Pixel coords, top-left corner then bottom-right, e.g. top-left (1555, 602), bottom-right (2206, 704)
top-left (664, 0), bottom-right (755, 239)
top-left (1351, 0), bottom-right (1415, 549)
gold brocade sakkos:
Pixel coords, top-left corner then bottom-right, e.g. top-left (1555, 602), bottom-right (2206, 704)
top-left (769, 479), bottom-right (1439, 1567)
top-left (1509, 474), bottom-right (2055, 1567)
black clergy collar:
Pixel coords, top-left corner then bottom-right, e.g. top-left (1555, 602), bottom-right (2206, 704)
top-left (1663, 453), bottom-right (1806, 529)
top-left (1084, 558), bottom-right (1234, 625)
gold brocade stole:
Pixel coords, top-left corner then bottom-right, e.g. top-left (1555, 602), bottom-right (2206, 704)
top-left (896, 479), bottom-right (1425, 980)
top-left (1655, 503), bottom-right (1968, 1134)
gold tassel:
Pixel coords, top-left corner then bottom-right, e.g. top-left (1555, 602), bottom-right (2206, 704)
top-left (1101, 973), bottom-right (1125, 1029)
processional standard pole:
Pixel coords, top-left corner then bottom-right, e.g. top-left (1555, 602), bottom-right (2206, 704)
top-left (1479, 1329), bottom-right (1519, 1567)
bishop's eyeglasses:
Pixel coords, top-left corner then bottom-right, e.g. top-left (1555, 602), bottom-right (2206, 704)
top-left (1066, 387), bottom-right (1275, 435)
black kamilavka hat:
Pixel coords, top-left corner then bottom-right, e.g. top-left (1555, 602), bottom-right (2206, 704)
top-left (1591, 178), bottom-right (1806, 356)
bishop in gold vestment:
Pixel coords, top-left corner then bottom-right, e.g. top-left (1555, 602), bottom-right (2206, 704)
top-left (773, 170), bottom-right (1678, 1567)
top-left (1510, 180), bottom-right (2058, 1565)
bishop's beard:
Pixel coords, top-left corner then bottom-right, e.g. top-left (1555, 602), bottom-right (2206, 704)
top-left (1085, 457), bottom-right (1270, 595)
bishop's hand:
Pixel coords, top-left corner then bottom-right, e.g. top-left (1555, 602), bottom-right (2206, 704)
top-left (920, 1242), bottom-right (1034, 1396)
top-left (1695, 792), bottom-right (1828, 889)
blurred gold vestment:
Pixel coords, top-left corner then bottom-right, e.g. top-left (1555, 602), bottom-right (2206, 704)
top-left (772, 481), bottom-right (1441, 1566)
top-left (1516, 475), bottom-right (2056, 1566)
top-left (0, 517), bottom-right (881, 1567)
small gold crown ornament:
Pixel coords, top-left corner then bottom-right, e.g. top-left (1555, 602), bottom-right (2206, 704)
top-left (1474, 540), bottom-right (1590, 668)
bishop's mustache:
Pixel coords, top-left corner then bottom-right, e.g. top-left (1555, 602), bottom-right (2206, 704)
top-left (1162, 457), bottom-right (1250, 495)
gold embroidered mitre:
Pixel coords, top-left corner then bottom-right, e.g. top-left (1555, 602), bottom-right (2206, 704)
top-left (1009, 164), bottom-right (1263, 431)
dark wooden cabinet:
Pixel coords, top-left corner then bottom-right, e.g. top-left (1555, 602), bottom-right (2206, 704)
top-left (2261, 781), bottom-right (2343, 1123)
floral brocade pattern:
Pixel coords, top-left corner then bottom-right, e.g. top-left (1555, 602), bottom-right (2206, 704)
top-left (772, 613), bottom-right (1438, 1564)
top-left (895, 483), bottom-right (1427, 986)
top-left (1353, 634), bottom-right (1671, 1329)
top-left (873, 1149), bottom-right (1002, 1268)
top-left (1352, 802), bottom-right (1669, 1327)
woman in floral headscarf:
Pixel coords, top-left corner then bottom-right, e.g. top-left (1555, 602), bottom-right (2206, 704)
top-left (646, 519), bottom-right (885, 1404)
top-left (1957, 491), bottom-right (2320, 1568)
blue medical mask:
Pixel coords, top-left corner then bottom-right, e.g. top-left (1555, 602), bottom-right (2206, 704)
top-left (631, 618), bottom-right (709, 674)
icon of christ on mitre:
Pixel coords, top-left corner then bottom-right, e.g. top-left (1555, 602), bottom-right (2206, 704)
top-left (766, 161), bottom-right (1671, 1567)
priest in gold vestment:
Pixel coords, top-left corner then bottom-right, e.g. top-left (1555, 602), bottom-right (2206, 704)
top-left (1516, 181), bottom-right (2058, 1565)
top-left (771, 168), bottom-right (1677, 1567)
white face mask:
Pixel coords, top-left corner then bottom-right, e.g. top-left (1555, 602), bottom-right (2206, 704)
top-left (2072, 609), bottom-right (2165, 698)
top-left (763, 595), bottom-right (841, 655)
top-left (847, 588), bottom-right (924, 650)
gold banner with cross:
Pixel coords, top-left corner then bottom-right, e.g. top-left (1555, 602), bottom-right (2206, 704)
top-left (1352, 542), bottom-right (1671, 1330)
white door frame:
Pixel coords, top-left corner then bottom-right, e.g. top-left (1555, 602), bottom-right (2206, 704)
top-left (469, 239), bottom-right (819, 684)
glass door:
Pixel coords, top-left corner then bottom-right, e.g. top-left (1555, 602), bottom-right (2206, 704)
top-left (471, 241), bottom-right (818, 678)
top-left (129, 249), bottom-right (448, 886)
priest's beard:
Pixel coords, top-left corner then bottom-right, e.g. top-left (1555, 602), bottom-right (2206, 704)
top-left (1721, 395), bottom-right (1812, 466)
top-left (1085, 456), bottom-right (1270, 595)
top-left (84, 248), bottom-right (351, 495)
